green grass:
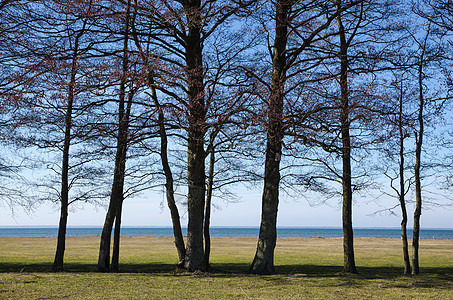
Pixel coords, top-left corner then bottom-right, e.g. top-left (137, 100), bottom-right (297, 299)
top-left (0, 236), bottom-right (452, 299)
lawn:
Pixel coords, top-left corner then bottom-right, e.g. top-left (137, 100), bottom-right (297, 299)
top-left (0, 236), bottom-right (452, 299)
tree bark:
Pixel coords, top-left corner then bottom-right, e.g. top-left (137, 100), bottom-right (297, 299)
top-left (337, 1), bottom-right (357, 274)
top-left (97, 191), bottom-right (116, 272)
top-left (203, 144), bottom-right (215, 271)
top-left (97, 152), bottom-right (126, 272)
top-left (52, 22), bottom-right (84, 272)
top-left (111, 88), bottom-right (133, 272)
top-left (111, 196), bottom-right (123, 272)
top-left (130, 2), bottom-right (186, 266)
top-left (149, 73), bottom-right (186, 264)
top-left (250, 0), bottom-right (289, 275)
top-left (398, 78), bottom-right (411, 275)
top-left (97, 0), bottom-right (132, 272)
top-left (52, 119), bottom-right (70, 272)
top-left (183, 0), bottom-right (207, 272)
top-left (97, 102), bottom-right (129, 272)
top-left (412, 56), bottom-right (425, 275)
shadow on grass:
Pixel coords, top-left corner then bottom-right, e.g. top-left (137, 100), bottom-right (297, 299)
top-left (1, 262), bottom-right (452, 291)
top-left (0, 262), bottom-right (176, 273)
top-left (1, 261), bottom-right (452, 279)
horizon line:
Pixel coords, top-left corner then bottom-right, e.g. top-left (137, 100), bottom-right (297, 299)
top-left (0, 225), bottom-right (452, 230)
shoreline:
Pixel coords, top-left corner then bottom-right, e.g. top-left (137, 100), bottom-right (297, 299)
top-left (1, 227), bottom-right (452, 239)
top-left (0, 236), bottom-right (452, 240)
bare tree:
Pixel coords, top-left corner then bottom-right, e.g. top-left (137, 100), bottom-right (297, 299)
top-left (1, 0), bottom-right (109, 271)
top-left (130, 0), bottom-right (257, 272)
top-left (247, 0), bottom-right (363, 274)
top-left (378, 69), bottom-right (415, 274)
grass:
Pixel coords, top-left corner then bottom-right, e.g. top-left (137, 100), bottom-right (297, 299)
top-left (0, 236), bottom-right (452, 299)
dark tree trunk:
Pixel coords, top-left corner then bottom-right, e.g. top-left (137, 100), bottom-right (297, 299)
top-left (111, 197), bottom-right (123, 272)
top-left (52, 158), bottom-right (69, 272)
top-left (337, 2), bottom-right (357, 274)
top-left (97, 162), bottom-right (125, 272)
top-left (401, 204), bottom-right (411, 274)
top-left (413, 58), bottom-right (424, 275)
top-left (149, 74), bottom-right (186, 264)
top-left (97, 107), bottom-right (129, 272)
top-left (97, 1), bottom-right (131, 272)
top-left (398, 80), bottom-right (411, 275)
top-left (183, 0), bottom-right (206, 272)
top-left (130, 2), bottom-right (186, 266)
top-left (52, 24), bottom-right (83, 272)
top-left (97, 111), bottom-right (129, 270)
top-left (52, 115), bottom-right (71, 272)
top-left (110, 90), bottom-right (132, 272)
top-left (250, 0), bottom-right (289, 275)
top-left (52, 196), bottom-right (68, 272)
top-left (185, 127), bottom-right (206, 272)
top-left (203, 145), bottom-right (215, 271)
top-left (97, 190), bottom-right (117, 272)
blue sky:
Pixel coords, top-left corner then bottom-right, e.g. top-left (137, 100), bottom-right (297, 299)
top-left (1, 188), bottom-right (451, 228)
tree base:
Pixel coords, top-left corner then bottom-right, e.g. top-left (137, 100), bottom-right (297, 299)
top-left (342, 267), bottom-right (358, 274)
top-left (96, 266), bottom-right (109, 273)
top-left (51, 265), bottom-right (65, 272)
top-left (250, 257), bottom-right (275, 275)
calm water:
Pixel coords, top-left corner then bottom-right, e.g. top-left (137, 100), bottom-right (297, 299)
top-left (0, 227), bottom-right (452, 239)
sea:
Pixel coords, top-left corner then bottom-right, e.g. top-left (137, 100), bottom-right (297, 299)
top-left (0, 227), bottom-right (452, 239)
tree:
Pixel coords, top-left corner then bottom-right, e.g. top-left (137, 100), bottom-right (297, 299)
top-left (1, 0), bottom-right (117, 272)
top-left (96, 0), bottom-right (168, 272)
top-left (280, 0), bottom-right (403, 274)
top-left (3, 0), bottom-right (102, 272)
top-left (130, 0), bottom-right (257, 272)
top-left (375, 2), bottom-right (449, 274)
top-left (334, 0), bottom-right (372, 274)
top-left (411, 23), bottom-right (430, 275)
top-left (97, 0), bottom-right (135, 273)
top-left (249, 0), bottom-right (289, 275)
top-left (150, 75), bottom-right (187, 265)
top-left (53, 0), bottom-right (98, 272)
top-left (379, 69), bottom-right (415, 274)
top-left (248, 0), bottom-right (363, 274)
top-left (129, 0), bottom-right (186, 265)
top-left (202, 99), bottom-right (259, 270)
top-left (383, 3), bottom-right (448, 274)
top-left (394, 76), bottom-right (412, 274)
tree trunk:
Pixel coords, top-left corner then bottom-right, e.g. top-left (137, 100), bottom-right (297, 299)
top-left (52, 184), bottom-right (68, 272)
top-left (337, 3), bottom-right (357, 274)
top-left (111, 197), bottom-right (123, 272)
top-left (413, 137), bottom-right (422, 274)
top-left (401, 211), bottom-right (411, 274)
top-left (185, 127), bottom-right (206, 272)
top-left (250, 0), bottom-right (289, 275)
top-left (110, 96), bottom-right (130, 271)
top-left (97, 1), bottom-right (131, 272)
top-left (52, 25), bottom-right (82, 272)
top-left (398, 79), bottom-right (411, 275)
top-left (52, 122), bottom-right (70, 271)
top-left (97, 111), bottom-right (129, 272)
top-left (97, 178), bottom-right (122, 272)
top-left (340, 113), bottom-right (356, 273)
top-left (131, 2), bottom-right (186, 266)
top-left (412, 58), bottom-right (424, 275)
top-left (203, 145), bottom-right (215, 271)
top-left (183, 0), bottom-right (206, 272)
top-left (149, 74), bottom-right (186, 264)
